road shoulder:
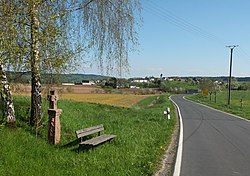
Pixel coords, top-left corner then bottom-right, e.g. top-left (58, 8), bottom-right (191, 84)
top-left (154, 96), bottom-right (182, 176)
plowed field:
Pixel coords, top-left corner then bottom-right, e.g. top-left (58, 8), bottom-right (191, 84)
top-left (61, 93), bottom-right (149, 107)
top-left (12, 84), bottom-right (151, 107)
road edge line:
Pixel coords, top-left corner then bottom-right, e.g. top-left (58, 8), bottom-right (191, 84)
top-left (170, 96), bottom-right (183, 176)
top-left (183, 96), bottom-right (250, 123)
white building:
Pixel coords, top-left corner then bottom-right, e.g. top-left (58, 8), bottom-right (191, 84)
top-left (132, 79), bottom-right (148, 83)
top-left (62, 83), bottom-right (75, 86)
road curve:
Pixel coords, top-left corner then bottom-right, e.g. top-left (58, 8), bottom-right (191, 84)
top-left (171, 95), bottom-right (250, 176)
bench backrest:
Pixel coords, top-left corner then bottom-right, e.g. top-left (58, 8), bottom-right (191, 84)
top-left (76, 124), bottom-right (104, 139)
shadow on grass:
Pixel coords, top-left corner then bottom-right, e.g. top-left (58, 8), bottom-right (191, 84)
top-left (61, 139), bottom-right (80, 153)
top-left (62, 139), bottom-right (79, 148)
top-left (62, 139), bottom-right (92, 153)
top-left (62, 138), bottom-right (112, 153)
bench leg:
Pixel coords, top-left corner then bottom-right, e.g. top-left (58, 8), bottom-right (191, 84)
top-left (78, 144), bottom-right (84, 153)
top-left (108, 138), bottom-right (114, 143)
top-left (78, 145), bottom-right (80, 153)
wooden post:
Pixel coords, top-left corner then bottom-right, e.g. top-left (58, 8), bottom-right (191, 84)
top-left (47, 90), bottom-right (62, 144)
top-left (240, 98), bottom-right (243, 110)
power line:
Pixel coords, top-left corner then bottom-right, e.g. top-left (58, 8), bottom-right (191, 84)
top-left (142, 1), bottom-right (250, 62)
top-left (237, 47), bottom-right (250, 60)
top-left (143, 1), bottom-right (227, 45)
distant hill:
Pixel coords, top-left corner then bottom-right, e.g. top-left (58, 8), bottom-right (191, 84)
top-left (57, 74), bottom-right (108, 83)
top-left (6, 72), bottom-right (109, 84)
top-left (179, 76), bottom-right (250, 82)
top-left (236, 77), bottom-right (250, 82)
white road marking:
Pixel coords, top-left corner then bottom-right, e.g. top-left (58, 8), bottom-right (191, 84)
top-left (170, 96), bottom-right (184, 176)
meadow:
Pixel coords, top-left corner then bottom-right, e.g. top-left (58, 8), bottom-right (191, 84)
top-left (188, 90), bottom-right (250, 120)
top-left (0, 93), bottom-right (176, 176)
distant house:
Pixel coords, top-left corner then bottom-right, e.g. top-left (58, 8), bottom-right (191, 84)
top-left (161, 77), bottom-right (165, 80)
top-left (95, 80), bottom-right (102, 83)
top-left (82, 80), bottom-right (95, 85)
top-left (63, 80), bottom-right (95, 86)
top-left (132, 78), bottom-right (148, 83)
top-left (149, 77), bottom-right (155, 82)
top-left (62, 83), bottom-right (75, 86)
top-left (130, 85), bottom-right (140, 89)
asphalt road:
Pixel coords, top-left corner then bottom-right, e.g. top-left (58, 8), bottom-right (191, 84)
top-left (171, 95), bottom-right (250, 176)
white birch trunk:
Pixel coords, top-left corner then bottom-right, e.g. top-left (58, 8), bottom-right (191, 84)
top-left (0, 61), bottom-right (16, 125)
top-left (30, 0), bottom-right (42, 127)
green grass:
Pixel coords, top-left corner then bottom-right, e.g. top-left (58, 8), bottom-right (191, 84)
top-left (188, 90), bottom-right (250, 120)
top-left (0, 94), bottom-right (176, 176)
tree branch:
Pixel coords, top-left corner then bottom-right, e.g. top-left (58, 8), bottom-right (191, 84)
top-left (10, 71), bottom-right (31, 82)
top-left (51, 0), bottom-right (95, 19)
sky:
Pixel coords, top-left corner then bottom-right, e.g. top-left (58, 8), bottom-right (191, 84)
top-left (85, 0), bottom-right (250, 78)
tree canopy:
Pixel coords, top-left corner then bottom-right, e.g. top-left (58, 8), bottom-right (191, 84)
top-left (0, 0), bottom-right (141, 126)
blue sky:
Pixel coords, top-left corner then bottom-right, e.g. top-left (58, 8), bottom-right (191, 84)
top-left (86, 0), bottom-right (250, 78)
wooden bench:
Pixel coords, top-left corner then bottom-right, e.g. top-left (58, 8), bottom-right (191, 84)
top-left (75, 124), bottom-right (116, 150)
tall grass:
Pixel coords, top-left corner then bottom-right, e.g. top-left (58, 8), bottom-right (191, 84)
top-left (188, 90), bottom-right (250, 120)
top-left (0, 94), bottom-right (175, 176)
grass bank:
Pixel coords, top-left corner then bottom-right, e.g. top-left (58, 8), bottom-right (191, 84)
top-left (187, 90), bottom-right (250, 120)
top-left (0, 94), bottom-right (176, 176)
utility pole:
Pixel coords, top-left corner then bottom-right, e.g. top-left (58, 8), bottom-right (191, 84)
top-left (226, 45), bottom-right (238, 108)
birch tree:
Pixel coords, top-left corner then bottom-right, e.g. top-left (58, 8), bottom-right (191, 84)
top-left (28, 0), bottom-right (141, 127)
top-left (0, 0), bottom-right (19, 126)
top-left (1, 0), bottom-right (141, 128)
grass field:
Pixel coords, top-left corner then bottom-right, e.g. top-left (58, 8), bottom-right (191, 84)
top-left (0, 94), bottom-right (176, 175)
top-left (188, 90), bottom-right (250, 120)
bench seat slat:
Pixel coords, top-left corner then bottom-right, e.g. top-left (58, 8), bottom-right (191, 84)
top-left (80, 134), bottom-right (116, 146)
top-left (76, 125), bottom-right (104, 138)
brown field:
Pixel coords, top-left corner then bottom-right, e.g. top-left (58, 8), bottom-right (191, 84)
top-left (12, 84), bottom-right (104, 94)
top-left (12, 84), bottom-right (154, 107)
top-left (60, 94), bottom-right (150, 107)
